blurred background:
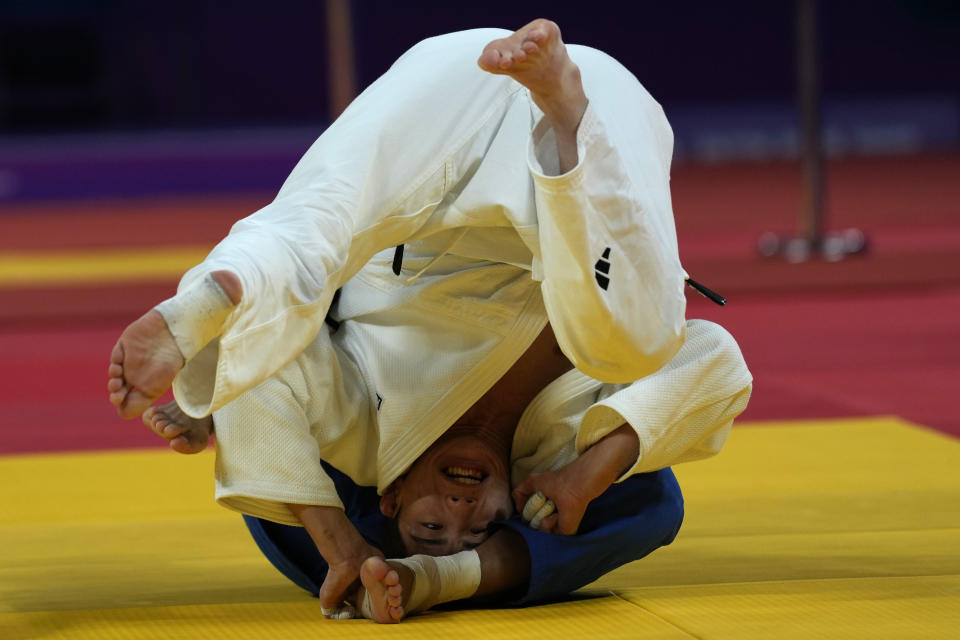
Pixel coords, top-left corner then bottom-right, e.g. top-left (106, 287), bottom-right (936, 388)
top-left (1, 1), bottom-right (958, 453)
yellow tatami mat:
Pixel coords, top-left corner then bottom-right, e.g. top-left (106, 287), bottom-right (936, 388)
top-left (2, 416), bottom-right (958, 638)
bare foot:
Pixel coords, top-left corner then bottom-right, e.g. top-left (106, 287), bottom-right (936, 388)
top-left (477, 19), bottom-right (587, 135)
top-left (357, 557), bottom-right (413, 624)
top-left (142, 401), bottom-right (213, 454)
top-left (108, 270), bottom-right (241, 419)
top-left (108, 310), bottom-right (185, 419)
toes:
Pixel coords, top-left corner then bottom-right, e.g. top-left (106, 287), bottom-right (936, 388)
top-left (109, 387), bottom-right (128, 407)
top-left (110, 340), bottom-right (124, 365)
top-left (357, 558), bottom-right (408, 623)
top-left (527, 28), bottom-right (547, 44)
top-left (119, 388), bottom-right (155, 419)
top-left (154, 419), bottom-right (185, 441)
top-left (362, 556), bottom-right (390, 582)
top-left (477, 48), bottom-right (501, 70)
top-left (384, 569), bottom-right (400, 587)
top-left (526, 19), bottom-right (557, 43)
top-left (386, 582), bottom-right (402, 607)
top-left (109, 343), bottom-right (129, 408)
top-left (157, 419), bottom-right (184, 437)
top-left (144, 411), bottom-right (190, 446)
top-left (169, 433), bottom-right (207, 454)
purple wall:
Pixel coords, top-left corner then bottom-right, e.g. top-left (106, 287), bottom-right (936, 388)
top-left (2, 1), bottom-right (957, 132)
top-left (0, 1), bottom-right (957, 201)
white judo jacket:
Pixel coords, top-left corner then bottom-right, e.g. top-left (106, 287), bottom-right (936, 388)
top-left (164, 30), bottom-right (752, 524)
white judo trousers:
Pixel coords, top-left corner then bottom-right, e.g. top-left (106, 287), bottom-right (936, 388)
top-left (161, 29), bottom-right (752, 525)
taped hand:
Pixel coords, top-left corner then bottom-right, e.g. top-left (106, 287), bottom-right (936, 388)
top-left (512, 469), bottom-right (592, 535)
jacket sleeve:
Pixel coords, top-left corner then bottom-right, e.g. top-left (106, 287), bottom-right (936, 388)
top-left (211, 364), bottom-right (344, 526)
top-left (169, 29), bottom-right (520, 417)
top-left (529, 47), bottom-right (688, 383)
top-left (575, 319), bottom-right (753, 476)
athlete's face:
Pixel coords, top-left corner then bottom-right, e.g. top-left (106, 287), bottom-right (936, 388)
top-left (380, 435), bottom-right (514, 556)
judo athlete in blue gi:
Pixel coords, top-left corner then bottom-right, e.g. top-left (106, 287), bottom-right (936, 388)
top-left (244, 462), bottom-right (685, 610)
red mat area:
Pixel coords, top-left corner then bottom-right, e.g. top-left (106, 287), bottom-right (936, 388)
top-left (688, 287), bottom-right (960, 437)
top-left (0, 325), bottom-right (176, 453)
top-left (0, 193), bottom-right (270, 250)
top-left (1, 286), bottom-right (957, 455)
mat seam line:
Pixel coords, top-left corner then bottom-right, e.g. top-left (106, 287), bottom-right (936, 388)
top-left (618, 572), bottom-right (960, 592)
top-left (607, 590), bottom-right (701, 640)
top-left (679, 526), bottom-right (960, 540)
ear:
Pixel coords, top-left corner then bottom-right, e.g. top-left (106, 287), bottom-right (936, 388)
top-left (380, 480), bottom-right (401, 518)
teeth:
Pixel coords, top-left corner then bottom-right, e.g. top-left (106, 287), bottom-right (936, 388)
top-left (444, 466), bottom-right (485, 482)
top-left (446, 466), bottom-right (482, 478)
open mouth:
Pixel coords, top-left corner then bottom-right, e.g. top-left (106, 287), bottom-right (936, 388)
top-left (443, 466), bottom-right (487, 485)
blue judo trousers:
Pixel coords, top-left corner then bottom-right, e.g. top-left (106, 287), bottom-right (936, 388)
top-left (243, 461), bottom-right (684, 606)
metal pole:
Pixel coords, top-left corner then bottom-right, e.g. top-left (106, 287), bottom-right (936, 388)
top-left (325, 0), bottom-right (357, 119)
top-left (759, 1), bottom-right (866, 262)
top-left (796, 0), bottom-right (825, 249)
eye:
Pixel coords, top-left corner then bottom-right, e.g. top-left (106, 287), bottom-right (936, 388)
top-left (469, 527), bottom-right (488, 536)
top-left (422, 522), bottom-right (442, 531)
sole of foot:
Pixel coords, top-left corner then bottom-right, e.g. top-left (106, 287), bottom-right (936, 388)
top-left (477, 19), bottom-right (586, 135)
top-left (358, 556), bottom-right (407, 623)
top-left (108, 309), bottom-right (185, 419)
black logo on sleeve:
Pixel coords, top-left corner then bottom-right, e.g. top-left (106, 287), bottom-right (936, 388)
top-left (594, 248), bottom-right (611, 290)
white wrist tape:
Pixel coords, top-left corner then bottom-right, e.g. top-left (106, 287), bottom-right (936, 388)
top-left (357, 551), bottom-right (481, 617)
top-left (154, 274), bottom-right (234, 362)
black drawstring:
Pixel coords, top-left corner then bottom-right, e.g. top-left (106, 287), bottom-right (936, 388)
top-left (324, 288), bottom-right (342, 331)
top-left (392, 244), bottom-right (405, 276)
top-left (685, 277), bottom-right (727, 306)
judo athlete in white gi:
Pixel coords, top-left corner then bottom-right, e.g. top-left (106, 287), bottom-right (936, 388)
top-left (108, 21), bottom-right (752, 622)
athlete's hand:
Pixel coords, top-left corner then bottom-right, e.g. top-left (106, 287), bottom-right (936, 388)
top-left (512, 467), bottom-right (592, 535)
top-left (286, 503), bottom-right (383, 617)
top-left (318, 541), bottom-right (383, 618)
top-left (512, 425), bottom-right (641, 536)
